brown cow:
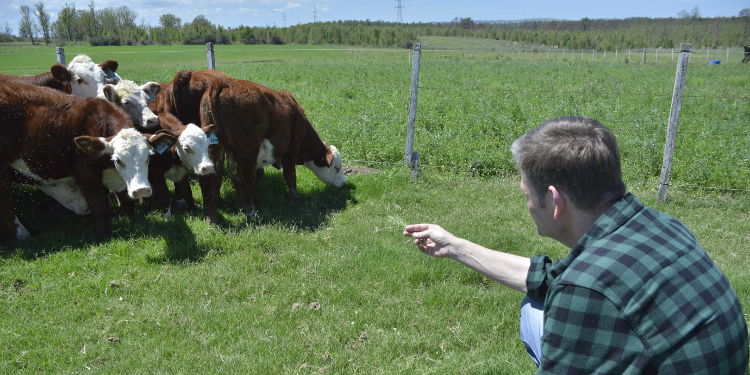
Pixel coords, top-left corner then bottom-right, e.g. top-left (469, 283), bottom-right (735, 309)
top-left (0, 63), bottom-right (73, 93)
top-left (0, 81), bottom-right (176, 241)
top-left (743, 46), bottom-right (750, 63)
top-left (156, 70), bottom-right (345, 222)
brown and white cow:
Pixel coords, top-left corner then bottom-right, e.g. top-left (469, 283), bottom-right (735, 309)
top-left (143, 109), bottom-right (219, 221)
top-left (0, 63), bottom-right (73, 93)
top-left (67, 55), bottom-right (121, 98)
top-left (157, 69), bottom-right (345, 222)
top-left (0, 81), bottom-right (176, 241)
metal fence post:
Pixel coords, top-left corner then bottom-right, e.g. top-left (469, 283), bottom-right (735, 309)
top-left (657, 43), bottom-right (691, 203)
top-left (404, 43), bottom-right (421, 166)
top-left (206, 42), bottom-right (215, 69)
top-left (56, 47), bottom-right (65, 65)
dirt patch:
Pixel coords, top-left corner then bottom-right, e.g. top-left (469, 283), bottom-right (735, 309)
top-left (343, 166), bottom-right (378, 176)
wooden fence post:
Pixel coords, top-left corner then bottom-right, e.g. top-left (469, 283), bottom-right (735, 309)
top-left (206, 42), bottom-right (215, 69)
top-left (404, 43), bottom-right (421, 166)
top-left (657, 43), bottom-right (691, 203)
top-left (56, 47), bottom-right (65, 65)
top-left (641, 48), bottom-right (647, 64)
top-left (410, 152), bottom-right (420, 182)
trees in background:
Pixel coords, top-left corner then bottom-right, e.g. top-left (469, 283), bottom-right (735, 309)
top-left (18, 5), bottom-right (37, 45)
top-left (7, 3), bottom-right (750, 49)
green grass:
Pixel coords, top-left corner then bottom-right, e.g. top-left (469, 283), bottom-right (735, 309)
top-left (1, 41), bottom-right (748, 373)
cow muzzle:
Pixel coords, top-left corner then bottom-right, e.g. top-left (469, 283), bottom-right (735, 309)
top-left (129, 186), bottom-right (152, 200)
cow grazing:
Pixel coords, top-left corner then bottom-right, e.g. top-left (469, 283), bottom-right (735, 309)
top-left (0, 81), bottom-right (176, 241)
top-left (67, 55), bottom-right (122, 98)
top-left (743, 46), bottom-right (750, 63)
top-left (159, 70), bottom-right (345, 222)
top-left (0, 63), bottom-right (73, 93)
top-left (100, 80), bottom-right (161, 131)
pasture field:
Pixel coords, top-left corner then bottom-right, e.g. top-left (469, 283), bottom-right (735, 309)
top-left (1, 42), bottom-right (749, 373)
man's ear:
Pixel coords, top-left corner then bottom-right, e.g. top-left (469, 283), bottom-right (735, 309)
top-left (548, 185), bottom-right (566, 220)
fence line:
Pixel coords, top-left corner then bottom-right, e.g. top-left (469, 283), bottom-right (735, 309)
top-left (47, 46), bottom-right (747, 196)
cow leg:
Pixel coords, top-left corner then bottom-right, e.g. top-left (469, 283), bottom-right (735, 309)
top-left (235, 160), bottom-right (259, 222)
top-left (173, 177), bottom-right (195, 211)
top-left (281, 159), bottom-right (299, 200)
top-left (114, 191), bottom-right (136, 218)
top-left (0, 174), bottom-right (23, 241)
top-left (76, 170), bottom-right (114, 239)
top-left (147, 165), bottom-right (172, 218)
top-left (198, 174), bottom-right (220, 224)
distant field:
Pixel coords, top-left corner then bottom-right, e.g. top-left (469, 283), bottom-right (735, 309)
top-left (1, 41), bottom-right (748, 373)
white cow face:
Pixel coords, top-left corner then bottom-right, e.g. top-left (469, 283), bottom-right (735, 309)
top-left (304, 145), bottom-right (346, 188)
top-left (67, 55), bottom-right (107, 98)
top-left (75, 129), bottom-right (177, 199)
top-left (102, 80), bottom-right (161, 131)
top-left (173, 124), bottom-right (216, 176)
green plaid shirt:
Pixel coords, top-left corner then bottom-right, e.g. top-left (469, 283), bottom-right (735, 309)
top-left (527, 193), bottom-right (748, 374)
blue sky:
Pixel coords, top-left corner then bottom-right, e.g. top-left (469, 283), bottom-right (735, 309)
top-left (1, 0), bottom-right (747, 33)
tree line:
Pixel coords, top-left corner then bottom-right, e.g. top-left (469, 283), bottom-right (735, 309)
top-left (4, 3), bottom-right (749, 50)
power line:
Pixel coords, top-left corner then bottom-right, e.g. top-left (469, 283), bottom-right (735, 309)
top-left (395, 0), bottom-right (404, 23)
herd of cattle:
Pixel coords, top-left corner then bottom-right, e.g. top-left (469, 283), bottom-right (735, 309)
top-left (0, 55), bottom-right (346, 242)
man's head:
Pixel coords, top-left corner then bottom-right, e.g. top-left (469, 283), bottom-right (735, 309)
top-left (511, 117), bottom-right (626, 213)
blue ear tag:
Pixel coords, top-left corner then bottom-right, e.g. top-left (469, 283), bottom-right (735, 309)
top-left (208, 132), bottom-right (219, 145)
top-left (155, 142), bottom-right (168, 154)
top-left (146, 92), bottom-right (156, 102)
top-left (105, 71), bottom-right (116, 79)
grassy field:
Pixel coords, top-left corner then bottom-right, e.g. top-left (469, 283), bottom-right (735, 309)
top-left (1, 41), bottom-right (748, 373)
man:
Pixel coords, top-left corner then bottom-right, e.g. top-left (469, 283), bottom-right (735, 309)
top-left (403, 117), bottom-right (748, 373)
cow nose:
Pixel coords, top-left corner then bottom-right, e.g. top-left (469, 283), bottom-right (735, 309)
top-left (131, 187), bottom-right (152, 199)
top-left (146, 117), bottom-right (160, 128)
top-left (198, 163), bottom-right (215, 175)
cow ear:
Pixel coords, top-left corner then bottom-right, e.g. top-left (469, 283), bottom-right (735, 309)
top-left (102, 85), bottom-right (121, 105)
top-left (50, 63), bottom-right (71, 81)
top-left (325, 150), bottom-right (335, 167)
top-left (74, 136), bottom-right (110, 156)
top-left (99, 59), bottom-right (119, 73)
top-left (148, 131), bottom-right (178, 149)
top-left (202, 124), bottom-right (217, 134)
top-left (141, 82), bottom-right (161, 101)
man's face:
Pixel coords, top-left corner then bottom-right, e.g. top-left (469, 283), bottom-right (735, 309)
top-left (520, 174), bottom-right (555, 238)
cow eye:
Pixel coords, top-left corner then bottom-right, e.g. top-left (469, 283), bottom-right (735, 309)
top-left (76, 78), bottom-right (84, 84)
top-left (183, 146), bottom-right (193, 154)
top-left (115, 159), bottom-right (125, 167)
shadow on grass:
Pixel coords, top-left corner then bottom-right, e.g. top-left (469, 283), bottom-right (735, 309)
top-left (1, 173), bottom-right (357, 261)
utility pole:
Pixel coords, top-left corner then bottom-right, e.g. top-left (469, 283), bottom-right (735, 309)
top-left (313, 3), bottom-right (318, 23)
top-left (396, 0), bottom-right (404, 23)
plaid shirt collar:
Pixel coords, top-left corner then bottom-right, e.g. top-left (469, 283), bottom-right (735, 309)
top-left (564, 193), bottom-right (642, 263)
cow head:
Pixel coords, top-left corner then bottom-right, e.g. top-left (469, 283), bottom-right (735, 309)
top-left (164, 124), bottom-right (217, 176)
top-left (74, 128), bottom-right (177, 200)
top-left (102, 80), bottom-right (161, 131)
top-left (67, 55), bottom-right (108, 98)
top-left (303, 145), bottom-right (345, 188)
top-left (49, 63), bottom-right (73, 94)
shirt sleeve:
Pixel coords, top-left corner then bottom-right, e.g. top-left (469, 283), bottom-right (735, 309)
top-left (537, 285), bottom-right (647, 374)
top-left (526, 254), bottom-right (555, 303)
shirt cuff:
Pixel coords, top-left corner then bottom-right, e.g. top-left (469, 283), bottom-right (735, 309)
top-left (526, 254), bottom-right (553, 303)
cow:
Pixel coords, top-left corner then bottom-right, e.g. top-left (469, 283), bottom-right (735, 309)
top-left (0, 63), bottom-right (73, 93)
top-left (66, 55), bottom-right (122, 98)
top-left (147, 110), bottom-right (219, 221)
top-left (0, 81), bottom-right (176, 241)
top-left (157, 69), bottom-right (345, 222)
top-left (100, 79), bottom-right (161, 131)
top-left (743, 46), bottom-right (750, 63)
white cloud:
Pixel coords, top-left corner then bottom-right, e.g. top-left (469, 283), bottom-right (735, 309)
top-left (286, 2), bottom-right (302, 9)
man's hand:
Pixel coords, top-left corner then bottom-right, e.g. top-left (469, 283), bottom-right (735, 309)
top-left (403, 224), bottom-right (458, 258)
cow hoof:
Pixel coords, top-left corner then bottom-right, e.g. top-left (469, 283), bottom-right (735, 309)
top-left (206, 215), bottom-right (220, 225)
top-left (173, 199), bottom-right (188, 210)
top-left (245, 208), bottom-right (258, 223)
top-left (163, 206), bottom-right (173, 220)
